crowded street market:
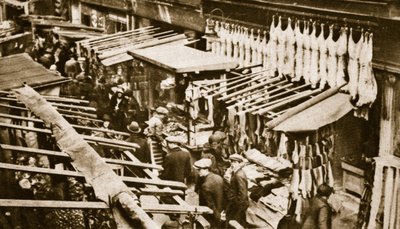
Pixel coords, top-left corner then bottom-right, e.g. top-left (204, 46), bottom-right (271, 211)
top-left (0, 0), bottom-right (399, 228)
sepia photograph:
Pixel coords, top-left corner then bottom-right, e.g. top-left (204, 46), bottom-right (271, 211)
top-left (0, 0), bottom-right (397, 228)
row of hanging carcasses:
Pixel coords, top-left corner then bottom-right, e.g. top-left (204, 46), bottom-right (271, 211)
top-left (208, 16), bottom-right (377, 109)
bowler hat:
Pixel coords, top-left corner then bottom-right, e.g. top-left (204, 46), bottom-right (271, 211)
top-left (127, 121), bottom-right (141, 133)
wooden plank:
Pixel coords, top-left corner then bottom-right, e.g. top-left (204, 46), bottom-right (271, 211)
top-left (124, 151), bottom-right (212, 226)
top-left (100, 34), bottom-right (187, 60)
top-left (79, 26), bottom-right (154, 44)
top-left (219, 77), bottom-right (282, 101)
top-left (138, 188), bottom-right (183, 196)
top-left (0, 199), bottom-right (210, 214)
top-left (0, 144), bottom-right (162, 170)
top-left (266, 84), bottom-right (346, 129)
top-left (0, 97), bottom-right (96, 112)
top-left (0, 199), bottom-right (108, 209)
top-left (0, 103), bottom-right (97, 120)
top-left (0, 162), bottom-right (186, 189)
top-left (0, 122), bottom-right (138, 150)
top-left (256, 89), bottom-right (322, 115)
top-left (140, 204), bottom-right (212, 214)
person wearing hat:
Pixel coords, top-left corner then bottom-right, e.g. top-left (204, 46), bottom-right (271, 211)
top-left (109, 87), bottom-right (128, 131)
top-left (301, 183), bottom-right (334, 229)
top-left (201, 134), bottom-right (230, 177)
top-left (144, 106), bottom-right (169, 143)
top-left (223, 154), bottom-right (249, 227)
top-left (123, 89), bottom-right (141, 124)
top-left (159, 136), bottom-right (191, 184)
top-left (193, 158), bottom-right (224, 228)
top-left (126, 121), bottom-right (150, 163)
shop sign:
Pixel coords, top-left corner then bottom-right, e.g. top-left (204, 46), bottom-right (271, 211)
top-left (81, 0), bottom-right (128, 11)
top-left (134, 0), bottom-right (205, 32)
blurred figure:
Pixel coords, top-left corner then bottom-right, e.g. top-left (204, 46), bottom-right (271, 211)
top-left (109, 88), bottom-right (128, 131)
top-left (160, 136), bottom-right (191, 184)
top-left (144, 106), bottom-right (169, 143)
top-left (301, 183), bottom-right (334, 229)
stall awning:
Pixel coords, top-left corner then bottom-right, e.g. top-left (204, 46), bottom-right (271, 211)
top-left (0, 53), bottom-right (67, 90)
top-left (273, 93), bottom-right (354, 132)
top-left (128, 44), bottom-right (238, 73)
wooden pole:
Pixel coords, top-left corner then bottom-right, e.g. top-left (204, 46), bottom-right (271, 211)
top-left (13, 86), bottom-right (159, 229)
top-left (266, 84), bottom-right (346, 129)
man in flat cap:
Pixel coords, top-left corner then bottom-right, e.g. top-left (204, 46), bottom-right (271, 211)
top-left (193, 158), bottom-right (224, 228)
top-left (223, 154), bottom-right (249, 227)
top-left (144, 106), bottom-right (169, 143)
top-left (159, 136), bottom-right (191, 184)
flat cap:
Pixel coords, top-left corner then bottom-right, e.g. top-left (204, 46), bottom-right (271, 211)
top-left (193, 158), bottom-right (212, 169)
top-left (214, 131), bottom-right (227, 141)
top-left (156, 106), bottom-right (169, 115)
top-left (229, 154), bottom-right (244, 162)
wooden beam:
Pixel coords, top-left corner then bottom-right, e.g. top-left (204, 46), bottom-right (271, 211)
top-left (137, 188), bottom-right (183, 196)
top-left (140, 204), bottom-right (212, 214)
top-left (0, 162), bottom-right (186, 189)
top-left (219, 77), bottom-right (282, 101)
top-left (0, 122), bottom-right (139, 150)
top-left (0, 199), bottom-right (108, 209)
top-left (0, 199), bottom-right (210, 214)
top-left (0, 144), bottom-right (162, 170)
top-left (210, 74), bottom-right (269, 97)
top-left (0, 97), bottom-right (95, 112)
top-left (0, 103), bottom-right (98, 120)
top-left (225, 80), bottom-right (289, 104)
top-left (124, 151), bottom-right (212, 227)
top-left (256, 89), bottom-right (322, 115)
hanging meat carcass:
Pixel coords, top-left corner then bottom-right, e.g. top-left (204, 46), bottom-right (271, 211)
top-left (357, 33), bottom-right (378, 107)
top-left (310, 21), bottom-right (320, 88)
top-left (348, 28), bottom-right (362, 99)
top-left (268, 17), bottom-right (278, 77)
top-left (336, 26), bottom-right (348, 88)
top-left (225, 23), bottom-right (233, 59)
top-left (327, 25), bottom-right (338, 88)
top-left (284, 18), bottom-right (296, 79)
top-left (318, 23), bottom-right (328, 89)
top-left (276, 16), bottom-right (286, 78)
top-left (294, 20), bottom-right (303, 82)
top-left (220, 22), bottom-right (227, 57)
top-left (244, 28), bottom-right (252, 67)
top-left (250, 29), bottom-right (259, 66)
top-left (232, 25), bottom-right (240, 63)
top-left (256, 30), bottom-right (264, 66)
top-left (238, 26), bottom-right (246, 68)
top-left (215, 21), bottom-right (221, 55)
top-left (262, 31), bottom-right (269, 70)
top-left (303, 21), bottom-right (311, 84)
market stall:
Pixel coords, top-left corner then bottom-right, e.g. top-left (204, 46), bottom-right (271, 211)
top-left (127, 41), bottom-right (237, 166)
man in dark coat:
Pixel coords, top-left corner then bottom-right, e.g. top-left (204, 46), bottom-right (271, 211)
top-left (194, 158), bottom-right (224, 228)
top-left (224, 154), bottom-right (249, 227)
top-left (160, 136), bottom-right (191, 184)
top-left (301, 183), bottom-right (334, 229)
top-left (126, 121), bottom-right (150, 163)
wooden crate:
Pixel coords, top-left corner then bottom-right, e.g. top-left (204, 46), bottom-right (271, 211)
top-left (341, 161), bottom-right (365, 196)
